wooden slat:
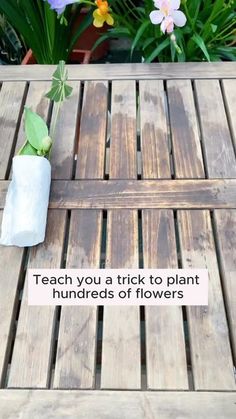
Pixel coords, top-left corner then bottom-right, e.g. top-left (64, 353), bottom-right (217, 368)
top-left (1, 179), bottom-right (236, 210)
top-left (0, 62), bottom-right (236, 81)
top-left (139, 80), bottom-right (170, 179)
top-left (8, 81), bottom-right (80, 388)
top-left (222, 79), bottom-right (236, 150)
top-left (12, 81), bottom-right (51, 157)
top-left (178, 210), bottom-right (235, 390)
top-left (195, 80), bottom-right (236, 178)
top-left (0, 390), bottom-right (236, 419)
top-left (0, 82), bottom-right (26, 179)
top-left (101, 210), bottom-right (141, 389)
top-left (54, 81), bottom-right (107, 389)
top-left (53, 210), bottom-right (102, 389)
top-left (167, 80), bottom-right (204, 178)
top-left (143, 210), bottom-right (188, 390)
top-left (0, 214), bottom-right (25, 387)
top-left (76, 81), bottom-right (108, 178)
top-left (8, 211), bottom-right (67, 388)
top-left (51, 81), bottom-right (81, 179)
top-left (0, 81), bottom-right (27, 387)
top-left (140, 80), bottom-right (188, 389)
top-left (214, 210), bottom-right (236, 363)
top-left (109, 80), bottom-right (137, 179)
top-left (102, 80), bottom-right (140, 389)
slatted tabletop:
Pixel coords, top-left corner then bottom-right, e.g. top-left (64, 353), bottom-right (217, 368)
top-left (0, 63), bottom-right (236, 418)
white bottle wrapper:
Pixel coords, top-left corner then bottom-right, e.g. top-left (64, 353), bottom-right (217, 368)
top-left (0, 155), bottom-right (51, 247)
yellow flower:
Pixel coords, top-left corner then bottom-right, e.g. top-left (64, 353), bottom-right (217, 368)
top-left (93, 0), bottom-right (114, 28)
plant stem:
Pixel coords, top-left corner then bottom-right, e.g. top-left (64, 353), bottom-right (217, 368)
top-left (49, 100), bottom-right (62, 159)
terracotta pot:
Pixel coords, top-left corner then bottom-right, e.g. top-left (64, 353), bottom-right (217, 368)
top-left (21, 48), bottom-right (92, 65)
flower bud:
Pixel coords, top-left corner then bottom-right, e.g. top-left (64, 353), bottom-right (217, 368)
top-left (42, 136), bottom-right (53, 153)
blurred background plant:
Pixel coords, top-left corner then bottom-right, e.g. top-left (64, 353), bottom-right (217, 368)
top-left (97, 0), bottom-right (236, 62)
top-left (0, 0), bottom-right (93, 64)
top-left (0, 14), bottom-right (26, 65)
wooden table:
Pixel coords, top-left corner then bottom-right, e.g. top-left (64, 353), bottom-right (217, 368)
top-left (0, 63), bottom-right (236, 418)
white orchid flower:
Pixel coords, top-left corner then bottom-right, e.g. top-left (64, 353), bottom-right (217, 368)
top-left (150, 0), bottom-right (187, 34)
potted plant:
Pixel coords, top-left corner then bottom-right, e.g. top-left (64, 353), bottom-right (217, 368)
top-left (0, 1), bottom-right (89, 64)
top-left (0, 61), bottom-right (72, 247)
top-left (95, 0), bottom-right (236, 62)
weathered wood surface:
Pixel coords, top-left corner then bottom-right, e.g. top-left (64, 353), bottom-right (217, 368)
top-left (53, 210), bottom-right (102, 389)
top-left (140, 80), bottom-right (188, 390)
top-left (0, 82), bottom-right (26, 179)
top-left (178, 210), bottom-right (235, 390)
top-left (0, 65), bottom-right (236, 412)
top-left (1, 179), bottom-right (236, 209)
top-left (8, 211), bottom-right (67, 388)
top-left (167, 79), bottom-right (204, 179)
top-left (0, 62), bottom-right (236, 81)
top-left (139, 80), bottom-right (170, 179)
top-left (101, 210), bottom-right (141, 389)
top-left (7, 77), bottom-right (79, 388)
top-left (222, 79), bottom-right (236, 150)
top-left (0, 214), bottom-right (25, 387)
top-left (101, 81), bottom-right (141, 389)
top-left (195, 79), bottom-right (236, 178)
top-left (109, 80), bottom-right (137, 179)
top-left (76, 81), bottom-right (108, 179)
top-left (0, 390), bottom-right (236, 419)
top-left (143, 210), bottom-right (188, 390)
top-left (214, 210), bottom-right (236, 363)
top-left (53, 80), bottom-right (108, 389)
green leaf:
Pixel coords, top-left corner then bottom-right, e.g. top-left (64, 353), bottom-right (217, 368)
top-left (18, 142), bottom-right (38, 156)
top-left (191, 34), bottom-right (211, 62)
top-left (24, 108), bottom-right (49, 151)
top-left (45, 60), bottom-right (73, 102)
top-left (131, 19), bottom-right (150, 57)
top-left (211, 24), bottom-right (217, 33)
top-left (145, 38), bottom-right (170, 63)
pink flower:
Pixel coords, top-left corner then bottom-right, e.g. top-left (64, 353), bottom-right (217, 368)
top-left (150, 0), bottom-right (187, 34)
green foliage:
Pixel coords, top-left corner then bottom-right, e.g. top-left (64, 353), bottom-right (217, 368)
top-left (0, 1), bottom-right (93, 64)
top-left (45, 61), bottom-right (73, 102)
top-left (18, 61), bottom-right (73, 158)
top-left (105, 0), bottom-right (236, 62)
top-left (19, 109), bottom-right (52, 157)
top-left (0, 14), bottom-right (26, 64)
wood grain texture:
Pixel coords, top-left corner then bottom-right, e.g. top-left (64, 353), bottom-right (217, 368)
top-left (8, 211), bottom-right (67, 388)
top-left (76, 81), bottom-right (108, 179)
top-left (139, 80), bottom-right (170, 179)
top-left (1, 179), bottom-right (236, 209)
top-left (178, 210), bottom-right (235, 390)
top-left (53, 210), bottom-right (102, 389)
top-left (195, 80), bottom-right (236, 178)
top-left (109, 80), bottom-right (137, 179)
top-left (0, 212), bottom-right (25, 387)
top-left (167, 80), bottom-right (204, 178)
top-left (54, 80), bottom-right (107, 388)
top-left (51, 81), bottom-right (81, 179)
top-left (0, 390), bottom-right (236, 419)
top-left (101, 210), bottom-right (141, 389)
top-left (0, 82), bottom-right (26, 179)
top-left (214, 209), bottom-right (236, 363)
top-left (12, 81), bottom-right (51, 159)
top-left (222, 79), bottom-right (236, 151)
top-left (0, 62), bottom-right (236, 81)
top-left (142, 210), bottom-right (188, 390)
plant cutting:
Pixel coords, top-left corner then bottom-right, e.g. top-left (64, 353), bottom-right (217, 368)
top-left (0, 61), bottom-right (72, 247)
